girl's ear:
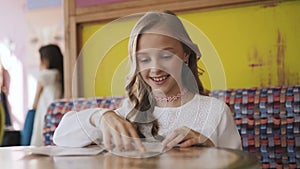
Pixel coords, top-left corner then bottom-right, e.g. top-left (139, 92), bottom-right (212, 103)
top-left (184, 50), bottom-right (191, 57)
top-left (184, 52), bottom-right (190, 63)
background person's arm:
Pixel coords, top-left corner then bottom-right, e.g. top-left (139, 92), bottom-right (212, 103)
top-left (32, 82), bottom-right (42, 110)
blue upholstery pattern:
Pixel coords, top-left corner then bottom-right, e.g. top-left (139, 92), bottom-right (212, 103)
top-left (211, 86), bottom-right (300, 169)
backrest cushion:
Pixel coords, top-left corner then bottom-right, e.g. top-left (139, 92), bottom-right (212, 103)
top-left (211, 86), bottom-right (300, 168)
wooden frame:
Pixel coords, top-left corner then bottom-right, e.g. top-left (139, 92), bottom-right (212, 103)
top-left (63, 0), bottom-right (284, 98)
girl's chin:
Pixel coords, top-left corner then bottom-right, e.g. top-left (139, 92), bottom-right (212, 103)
top-left (150, 85), bottom-right (171, 94)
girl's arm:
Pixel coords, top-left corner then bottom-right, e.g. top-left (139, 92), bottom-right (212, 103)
top-left (53, 108), bottom-right (109, 147)
top-left (162, 100), bottom-right (241, 150)
top-left (215, 105), bottom-right (242, 150)
top-left (53, 98), bottom-right (143, 149)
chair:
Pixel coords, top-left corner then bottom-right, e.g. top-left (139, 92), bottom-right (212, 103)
top-left (20, 109), bottom-right (35, 146)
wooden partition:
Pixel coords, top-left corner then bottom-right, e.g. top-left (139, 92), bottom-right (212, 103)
top-left (63, 0), bottom-right (286, 98)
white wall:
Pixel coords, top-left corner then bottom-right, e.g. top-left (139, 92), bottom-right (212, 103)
top-left (0, 0), bottom-right (64, 130)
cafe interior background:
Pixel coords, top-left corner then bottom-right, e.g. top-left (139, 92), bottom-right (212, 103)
top-left (0, 0), bottom-right (299, 140)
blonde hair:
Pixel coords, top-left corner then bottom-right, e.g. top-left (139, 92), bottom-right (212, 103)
top-left (125, 11), bottom-right (207, 139)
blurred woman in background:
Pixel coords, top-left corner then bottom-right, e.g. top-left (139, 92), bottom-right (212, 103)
top-left (30, 44), bottom-right (64, 146)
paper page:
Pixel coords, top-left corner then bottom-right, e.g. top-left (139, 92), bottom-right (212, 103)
top-left (110, 141), bottom-right (164, 158)
top-left (19, 145), bottom-right (105, 156)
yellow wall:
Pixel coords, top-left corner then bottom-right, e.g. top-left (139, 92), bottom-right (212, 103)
top-left (79, 19), bottom-right (136, 97)
top-left (81, 1), bottom-right (300, 97)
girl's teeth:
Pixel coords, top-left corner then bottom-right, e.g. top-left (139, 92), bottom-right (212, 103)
top-left (153, 76), bottom-right (167, 82)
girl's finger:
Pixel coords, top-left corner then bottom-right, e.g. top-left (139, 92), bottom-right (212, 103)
top-left (118, 125), bottom-right (135, 151)
top-left (162, 131), bottom-right (185, 148)
top-left (127, 125), bottom-right (145, 152)
top-left (162, 131), bottom-right (177, 147)
top-left (167, 133), bottom-right (185, 148)
top-left (179, 138), bottom-right (198, 148)
top-left (103, 128), bottom-right (112, 151)
top-left (162, 126), bottom-right (188, 147)
top-left (111, 128), bottom-right (123, 151)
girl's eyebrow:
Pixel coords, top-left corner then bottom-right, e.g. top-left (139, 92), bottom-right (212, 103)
top-left (137, 47), bottom-right (175, 53)
top-left (136, 47), bottom-right (175, 54)
top-left (162, 47), bottom-right (175, 51)
top-left (136, 51), bottom-right (147, 56)
top-left (162, 47), bottom-right (176, 54)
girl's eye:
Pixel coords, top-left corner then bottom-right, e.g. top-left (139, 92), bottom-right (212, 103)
top-left (160, 55), bottom-right (173, 59)
top-left (138, 57), bottom-right (150, 63)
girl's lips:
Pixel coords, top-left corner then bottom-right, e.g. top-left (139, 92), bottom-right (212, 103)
top-left (150, 75), bottom-right (170, 85)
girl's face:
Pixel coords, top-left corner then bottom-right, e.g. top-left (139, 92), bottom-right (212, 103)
top-left (136, 33), bottom-right (188, 96)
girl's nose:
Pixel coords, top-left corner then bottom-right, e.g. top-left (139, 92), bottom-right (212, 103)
top-left (148, 58), bottom-right (164, 73)
top-left (149, 67), bottom-right (163, 74)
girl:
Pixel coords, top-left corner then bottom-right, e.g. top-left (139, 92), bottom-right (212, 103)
top-left (30, 44), bottom-right (64, 146)
top-left (53, 11), bottom-right (241, 151)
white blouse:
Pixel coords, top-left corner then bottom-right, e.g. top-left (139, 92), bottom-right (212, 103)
top-left (53, 94), bottom-right (242, 149)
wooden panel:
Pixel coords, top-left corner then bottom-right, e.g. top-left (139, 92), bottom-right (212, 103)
top-left (75, 0), bottom-right (274, 23)
top-left (64, 0), bottom-right (76, 98)
top-left (75, 0), bottom-right (129, 8)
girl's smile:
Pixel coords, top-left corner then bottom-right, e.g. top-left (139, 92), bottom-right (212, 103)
top-left (149, 74), bottom-right (170, 85)
top-left (137, 33), bottom-right (187, 97)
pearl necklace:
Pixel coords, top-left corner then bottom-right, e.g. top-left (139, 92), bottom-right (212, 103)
top-left (154, 89), bottom-right (188, 102)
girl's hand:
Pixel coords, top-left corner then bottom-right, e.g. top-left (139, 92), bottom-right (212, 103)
top-left (99, 111), bottom-right (145, 152)
top-left (162, 126), bottom-right (214, 149)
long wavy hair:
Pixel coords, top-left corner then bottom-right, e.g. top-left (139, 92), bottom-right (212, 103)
top-left (125, 11), bottom-right (207, 139)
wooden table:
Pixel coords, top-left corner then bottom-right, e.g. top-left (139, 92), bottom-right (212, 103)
top-left (0, 146), bottom-right (260, 169)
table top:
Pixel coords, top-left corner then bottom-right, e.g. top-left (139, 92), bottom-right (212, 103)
top-left (0, 146), bottom-right (260, 169)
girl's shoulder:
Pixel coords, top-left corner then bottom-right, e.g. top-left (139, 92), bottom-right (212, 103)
top-left (194, 94), bottom-right (221, 101)
top-left (185, 94), bottom-right (230, 117)
top-left (195, 94), bottom-right (227, 107)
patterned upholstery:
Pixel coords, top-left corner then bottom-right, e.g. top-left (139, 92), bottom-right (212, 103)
top-left (44, 86), bottom-right (300, 168)
top-left (211, 86), bottom-right (300, 169)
